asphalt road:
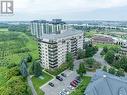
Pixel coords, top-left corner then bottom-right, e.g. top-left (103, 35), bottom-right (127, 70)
top-left (93, 48), bottom-right (110, 68)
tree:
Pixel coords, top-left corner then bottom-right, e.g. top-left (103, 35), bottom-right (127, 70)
top-left (108, 68), bottom-right (116, 75)
top-left (103, 46), bottom-right (108, 53)
top-left (77, 63), bottom-right (86, 77)
top-left (66, 52), bottom-right (74, 70)
top-left (31, 61), bottom-right (42, 77)
top-left (115, 56), bottom-right (127, 72)
top-left (77, 49), bottom-right (85, 59)
top-left (85, 58), bottom-right (94, 68)
top-left (26, 54), bottom-right (32, 62)
top-left (20, 59), bottom-right (28, 77)
top-left (6, 66), bottom-right (20, 80)
top-left (0, 76), bottom-right (31, 95)
top-left (104, 50), bottom-right (115, 64)
top-left (85, 45), bottom-right (98, 58)
top-left (116, 68), bottom-right (125, 77)
top-left (103, 66), bottom-right (108, 72)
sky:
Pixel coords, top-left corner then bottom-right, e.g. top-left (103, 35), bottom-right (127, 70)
top-left (0, 0), bottom-right (127, 21)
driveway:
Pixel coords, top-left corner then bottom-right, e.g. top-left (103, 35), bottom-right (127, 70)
top-left (93, 48), bottom-right (110, 68)
top-left (40, 70), bottom-right (78, 95)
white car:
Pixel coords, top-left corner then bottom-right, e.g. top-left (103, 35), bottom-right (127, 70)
top-left (63, 89), bottom-right (70, 95)
top-left (67, 85), bottom-right (74, 90)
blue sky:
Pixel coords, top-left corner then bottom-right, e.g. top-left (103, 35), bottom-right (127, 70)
top-left (0, 0), bottom-right (127, 21)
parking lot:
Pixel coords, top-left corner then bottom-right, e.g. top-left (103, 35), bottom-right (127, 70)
top-left (40, 70), bottom-right (78, 95)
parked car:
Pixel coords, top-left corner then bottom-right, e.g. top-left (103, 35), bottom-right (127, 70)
top-left (70, 82), bottom-right (76, 87)
top-left (75, 76), bottom-right (81, 81)
top-left (67, 85), bottom-right (74, 90)
top-left (63, 89), bottom-right (70, 95)
top-left (48, 82), bottom-right (54, 87)
top-left (56, 76), bottom-right (63, 81)
top-left (74, 79), bottom-right (80, 83)
top-left (59, 91), bottom-right (66, 95)
top-left (61, 73), bottom-right (66, 77)
top-left (72, 80), bottom-right (78, 85)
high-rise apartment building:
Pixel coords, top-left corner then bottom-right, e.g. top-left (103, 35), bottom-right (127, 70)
top-left (38, 30), bottom-right (84, 69)
top-left (31, 19), bottom-right (68, 38)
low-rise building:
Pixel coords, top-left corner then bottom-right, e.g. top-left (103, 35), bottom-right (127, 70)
top-left (92, 35), bottom-right (114, 44)
top-left (84, 70), bottom-right (127, 95)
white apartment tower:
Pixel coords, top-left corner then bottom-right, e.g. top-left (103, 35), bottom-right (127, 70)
top-left (31, 19), bottom-right (68, 38)
top-left (39, 30), bottom-right (84, 69)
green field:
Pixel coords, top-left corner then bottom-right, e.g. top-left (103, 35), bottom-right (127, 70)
top-left (0, 29), bottom-right (39, 66)
top-left (85, 31), bottom-right (97, 38)
top-left (0, 29), bottom-right (39, 93)
top-left (32, 72), bottom-right (53, 95)
top-left (70, 76), bottom-right (91, 95)
top-left (95, 43), bottom-right (121, 49)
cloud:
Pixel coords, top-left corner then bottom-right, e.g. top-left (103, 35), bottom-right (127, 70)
top-left (0, 0), bottom-right (127, 20)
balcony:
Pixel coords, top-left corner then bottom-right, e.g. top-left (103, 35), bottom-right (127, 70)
top-left (48, 48), bottom-right (57, 52)
top-left (49, 65), bottom-right (58, 68)
top-left (49, 59), bottom-right (58, 62)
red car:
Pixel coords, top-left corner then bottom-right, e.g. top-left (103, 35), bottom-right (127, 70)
top-left (72, 80), bottom-right (78, 85)
top-left (70, 82), bottom-right (76, 87)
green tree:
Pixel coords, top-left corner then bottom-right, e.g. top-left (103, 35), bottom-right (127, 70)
top-left (31, 61), bottom-right (42, 77)
top-left (0, 76), bottom-right (30, 95)
top-left (6, 66), bottom-right (20, 80)
top-left (105, 50), bottom-right (115, 64)
top-left (115, 56), bottom-right (127, 72)
top-left (66, 52), bottom-right (74, 70)
top-left (103, 66), bottom-right (108, 72)
top-left (108, 67), bottom-right (116, 75)
top-left (103, 46), bottom-right (108, 53)
top-left (77, 63), bottom-right (86, 77)
top-left (77, 49), bottom-right (85, 59)
top-left (85, 58), bottom-right (94, 68)
top-left (116, 68), bottom-right (125, 77)
top-left (85, 45), bottom-right (98, 58)
top-left (26, 54), bottom-right (32, 62)
top-left (20, 60), bottom-right (28, 77)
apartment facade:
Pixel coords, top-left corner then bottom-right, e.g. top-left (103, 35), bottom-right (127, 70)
top-left (39, 30), bottom-right (84, 69)
top-left (31, 19), bottom-right (68, 38)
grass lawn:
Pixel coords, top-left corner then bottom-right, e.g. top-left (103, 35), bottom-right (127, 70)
top-left (85, 31), bottom-right (97, 38)
top-left (0, 28), bottom-right (8, 31)
top-left (70, 76), bottom-right (91, 95)
top-left (32, 72), bottom-right (53, 95)
top-left (95, 43), bottom-right (120, 49)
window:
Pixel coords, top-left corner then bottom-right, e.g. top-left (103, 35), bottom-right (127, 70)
top-left (79, 36), bottom-right (82, 39)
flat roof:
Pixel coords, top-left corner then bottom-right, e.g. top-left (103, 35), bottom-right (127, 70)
top-left (40, 29), bottom-right (83, 40)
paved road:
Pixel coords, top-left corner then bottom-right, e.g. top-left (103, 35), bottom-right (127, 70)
top-left (27, 76), bottom-right (37, 95)
top-left (93, 48), bottom-right (110, 68)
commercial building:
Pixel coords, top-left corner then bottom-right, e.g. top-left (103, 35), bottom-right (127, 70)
top-left (92, 35), bottom-right (114, 44)
top-left (84, 70), bottom-right (127, 95)
top-left (31, 19), bottom-right (68, 38)
top-left (38, 30), bottom-right (84, 69)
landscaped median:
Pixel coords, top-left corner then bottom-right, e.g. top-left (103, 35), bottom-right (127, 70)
top-left (31, 71), bottom-right (53, 95)
top-left (70, 76), bottom-right (91, 95)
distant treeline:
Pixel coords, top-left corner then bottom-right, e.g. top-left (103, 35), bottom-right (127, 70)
top-left (0, 23), bottom-right (9, 28)
top-left (8, 24), bottom-right (29, 32)
top-left (0, 23), bottom-right (30, 32)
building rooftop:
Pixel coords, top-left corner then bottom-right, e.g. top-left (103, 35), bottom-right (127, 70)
top-left (84, 70), bottom-right (127, 95)
top-left (31, 19), bottom-right (66, 24)
top-left (40, 29), bottom-right (83, 41)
